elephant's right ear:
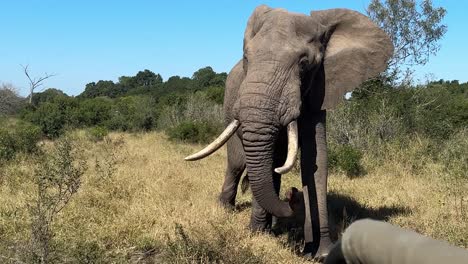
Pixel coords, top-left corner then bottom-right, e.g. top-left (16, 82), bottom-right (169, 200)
top-left (311, 9), bottom-right (393, 109)
top-left (244, 5), bottom-right (273, 42)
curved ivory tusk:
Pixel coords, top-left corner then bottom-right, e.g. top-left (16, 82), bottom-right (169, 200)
top-left (274, 120), bottom-right (298, 174)
top-left (184, 120), bottom-right (240, 161)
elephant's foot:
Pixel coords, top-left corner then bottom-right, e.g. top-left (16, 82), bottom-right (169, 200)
top-left (218, 194), bottom-right (236, 211)
top-left (249, 221), bottom-right (270, 232)
top-left (249, 213), bottom-right (273, 233)
top-left (303, 237), bottom-right (334, 261)
top-left (314, 240), bottom-right (334, 261)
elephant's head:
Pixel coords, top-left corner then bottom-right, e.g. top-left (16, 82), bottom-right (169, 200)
top-left (185, 6), bottom-right (393, 217)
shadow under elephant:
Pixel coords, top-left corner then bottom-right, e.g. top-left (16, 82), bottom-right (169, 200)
top-left (271, 191), bottom-right (411, 254)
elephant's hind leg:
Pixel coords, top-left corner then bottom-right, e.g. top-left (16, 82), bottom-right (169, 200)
top-left (219, 133), bottom-right (245, 209)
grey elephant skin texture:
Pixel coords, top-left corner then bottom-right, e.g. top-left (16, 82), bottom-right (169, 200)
top-left (186, 5), bottom-right (393, 258)
top-left (324, 219), bottom-right (468, 264)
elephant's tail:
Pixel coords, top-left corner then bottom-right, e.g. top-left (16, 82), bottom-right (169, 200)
top-left (241, 174), bottom-right (250, 194)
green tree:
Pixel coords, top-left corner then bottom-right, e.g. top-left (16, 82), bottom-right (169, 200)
top-left (367, 0), bottom-right (447, 83)
top-left (164, 76), bottom-right (192, 92)
top-left (134, 69), bottom-right (163, 87)
top-left (118, 70), bottom-right (163, 96)
top-left (32, 88), bottom-right (68, 106)
top-left (79, 80), bottom-right (117, 98)
top-left (192, 67), bottom-right (227, 89)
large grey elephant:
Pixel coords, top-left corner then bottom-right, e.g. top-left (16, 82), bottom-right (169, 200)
top-left (185, 5), bottom-right (393, 258)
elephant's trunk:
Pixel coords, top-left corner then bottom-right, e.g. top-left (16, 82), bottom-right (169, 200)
top-left (242, 122), bottom-right (293, 218)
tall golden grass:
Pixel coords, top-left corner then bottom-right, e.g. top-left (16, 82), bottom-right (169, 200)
top-left (0, 132), bottom-right (466, 263)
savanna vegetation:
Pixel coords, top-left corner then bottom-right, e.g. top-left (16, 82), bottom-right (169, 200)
top-left (0, 0), bottom-right (466, 263)
top-left (1, 67), bottom-right (466, 263)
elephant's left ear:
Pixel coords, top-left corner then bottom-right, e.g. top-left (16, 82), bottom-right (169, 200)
top-left (311, 9), bottom-right (393, 109)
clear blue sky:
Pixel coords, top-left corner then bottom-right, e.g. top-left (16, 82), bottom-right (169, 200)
top-left (0, 0), bottom-right (466, 96)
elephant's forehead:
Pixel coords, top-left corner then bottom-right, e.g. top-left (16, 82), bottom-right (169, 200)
top-left (261, 11), bottom-right (298, 34)
top-left (255, 10), bottom-right (322, 44)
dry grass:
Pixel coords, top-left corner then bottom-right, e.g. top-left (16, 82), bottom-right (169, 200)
top-left (0, 132), bottom-right (466, 263)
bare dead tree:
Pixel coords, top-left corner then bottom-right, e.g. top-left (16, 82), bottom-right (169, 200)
top-left (21, 65), bottom-right (56, 104)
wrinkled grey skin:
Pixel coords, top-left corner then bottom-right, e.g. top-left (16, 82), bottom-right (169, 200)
top-left (216, 5), bottom-right (393, 258)
top-left (324, 219), bottom-right (468, 264)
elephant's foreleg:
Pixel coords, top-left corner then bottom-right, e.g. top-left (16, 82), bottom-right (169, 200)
top-left (299, 110), bottom-right (333, 259)
top-left (219, 133), bottom-right (245, 209)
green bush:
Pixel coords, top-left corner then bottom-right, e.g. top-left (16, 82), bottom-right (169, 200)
top-left (0, 130), bottom-right (16, 161)
top-left (329, 144), bottom-right (363, 177)
top-left (0, 120), bottom-right (42, 161)
top-left (438, 128), bottom-right (467, 181)
top-left (167, 121), bottom-right (221, 144)
top-left (29, 137), bottom-right (87, 262)
top-left (87, 126), bottom-right (109, 142)
top-left (202, 86), bottom-right (225, 104)
top-left (106, 96), bottom-right (157, 131)
top-left (35, 102), bottom-right (67, 138)
top-left (14, 121), bottom-right (42, 154)
top-left (22, 97), bottom-right (78, 138)
top-left (76, 97), bottom-right (113, 127)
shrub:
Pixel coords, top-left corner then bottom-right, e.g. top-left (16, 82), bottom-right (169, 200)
top-left (158, 93), bottom-right (224, 138)
top-left (76, 97), bottom-right (113, 127)
top-left (22, 97), bottom-right (78, 138)
top-left (87, 126), bottom-right (109, 142)
top-left (329, 144), bottom-right (363, 177)
top-left (107, 96), bottom-right (157, 131)
top-left (168, 121), bottom-right (221, 144)
top-left (0, 120), bottom-right (42, 161)
top-left (13, 121), bottom-right (42, 153)
top-left (202, 86), bottom-right (225, 104)
top-left (35, 102), bottom-right (67, 138)
top-left (0, 129), bottom-right (16, 161)
top-left (29, 137), bottom-right (87, 262)
top-left (439, 128), bottom-right (467, 181)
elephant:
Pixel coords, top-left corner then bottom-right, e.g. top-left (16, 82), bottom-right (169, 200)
top-left (185, 5), bottom-right (393, 259)
top-left (324, 219), bottom-right (468, 264)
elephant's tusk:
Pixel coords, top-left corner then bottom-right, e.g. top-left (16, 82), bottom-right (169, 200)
top-left (274, 120), bottom-right (298, 174)
top-left (184, 119), bottom-right (240, 161)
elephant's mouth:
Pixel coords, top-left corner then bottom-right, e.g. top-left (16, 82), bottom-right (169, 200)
top-left (185, 119), bottom-right (299, 175)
